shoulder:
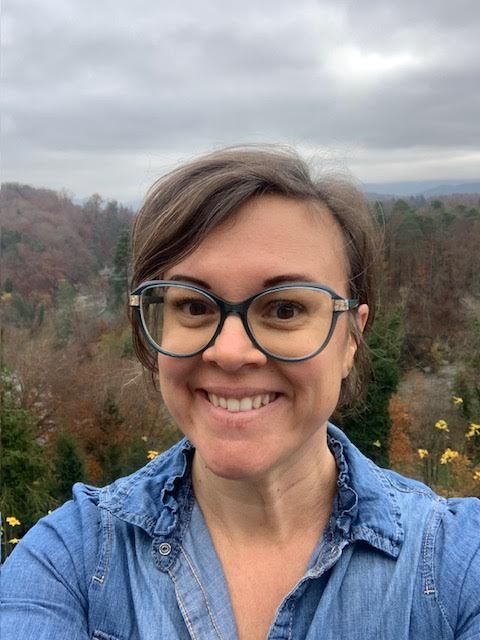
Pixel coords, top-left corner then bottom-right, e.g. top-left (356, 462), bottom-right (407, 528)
top-left (3, 437), bottom-right (191, 582)
top-left (1, 483), bottom-right (104, 638)
top-left (2, 483), bottom-right (103, 595)
top-left (378, 467), bottom-right (480, 634)
top-left (1, 441), bottom-right (192, 638)
top-left (377, 464), bottom-right (480, 554)
top-left (367, 464), bottom-right (480, 634)
top-left (429, 496), bottom-right (480, 635)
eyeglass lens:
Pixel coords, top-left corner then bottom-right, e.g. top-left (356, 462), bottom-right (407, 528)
top-left (140, 284), bottom-right (335, 359)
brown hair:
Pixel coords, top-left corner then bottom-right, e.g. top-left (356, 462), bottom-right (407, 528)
top-left (130, 146), bottom-right (379, 407)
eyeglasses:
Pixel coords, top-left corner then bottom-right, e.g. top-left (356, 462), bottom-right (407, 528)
top-left (129, 281), bottom-right (359, 362)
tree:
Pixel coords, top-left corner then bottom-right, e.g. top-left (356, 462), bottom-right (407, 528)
top-left (50, 432), bottom-right (86, 504)
top-left (110, 229), bottom-right (131, 309)
top-left (54, 279), bottom-right (76, 346)
top-left (96, 396), bottom-right (125, 484)
top-left (0, 368), bottom-right (54, 557)
top-left (340, 310), bottom-right (403, 466)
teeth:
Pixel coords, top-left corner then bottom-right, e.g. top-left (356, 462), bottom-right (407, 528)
top-left (227, 398), bottom-right (240, 412)
top-left (253, 395), bottom-right (262, 409)
top-left (207, 393), bottom-right (275, 412)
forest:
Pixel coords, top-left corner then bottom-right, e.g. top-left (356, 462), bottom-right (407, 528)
top-left (1, 182), bottom-right (479, 558)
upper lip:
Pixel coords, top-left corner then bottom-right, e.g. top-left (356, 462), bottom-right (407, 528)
top-left (200, 387), bottom-right (280, 398)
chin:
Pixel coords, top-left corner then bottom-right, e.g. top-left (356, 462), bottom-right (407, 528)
top-left (196, 443), bottom-right (272, 482)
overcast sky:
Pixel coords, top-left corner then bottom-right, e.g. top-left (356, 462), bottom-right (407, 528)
top-left (2, 0), bottom-right (480, 202)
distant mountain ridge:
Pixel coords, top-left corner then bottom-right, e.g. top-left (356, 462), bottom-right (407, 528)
top-left (64, 182), bottom-right (480, 206)
top-left (364, 180), bottom-right (480, 198)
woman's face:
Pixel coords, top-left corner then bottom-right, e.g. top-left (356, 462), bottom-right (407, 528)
top-left (158, 195), bottom-right (368, 482)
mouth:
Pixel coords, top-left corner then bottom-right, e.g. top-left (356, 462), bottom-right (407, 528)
top-left (204, 391), bottom-right (278, 413)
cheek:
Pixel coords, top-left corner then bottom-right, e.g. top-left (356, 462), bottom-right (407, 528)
top-left (288, 358), bottom-right (342, 404)
top-left (157, 357), bottom-right (195, 410)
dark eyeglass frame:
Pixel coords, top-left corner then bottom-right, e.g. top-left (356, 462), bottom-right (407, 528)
top-left (129, 280), bottom-right (359, 362)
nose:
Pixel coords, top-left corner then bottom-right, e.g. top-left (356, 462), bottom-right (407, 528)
top-left (201, 315), bottom-right (268, 370)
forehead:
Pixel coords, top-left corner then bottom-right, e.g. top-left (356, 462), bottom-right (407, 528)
top-left (164, 195), bottom-right (350, 295)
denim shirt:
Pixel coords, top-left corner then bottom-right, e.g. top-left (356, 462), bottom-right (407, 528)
top-left (2, 424), bottom-right (480, 639)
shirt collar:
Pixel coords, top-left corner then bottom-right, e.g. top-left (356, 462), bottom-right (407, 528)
top-left (98, 437), bottom-right (195, 537)
top-left (327, 424), bottom-right (404, 558)
top-left (98, 425), bottom-right (404, 557)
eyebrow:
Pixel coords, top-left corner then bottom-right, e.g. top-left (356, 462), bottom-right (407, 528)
top-left (167, 275), bottom-right (212, 289)
top-left (166, 273), bottom-right (315, 290)
top-left (262, 274), bottom-right (314, 287)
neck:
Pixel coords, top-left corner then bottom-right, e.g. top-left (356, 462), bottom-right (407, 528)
top-left (192, 428), bottom-right (338, 546)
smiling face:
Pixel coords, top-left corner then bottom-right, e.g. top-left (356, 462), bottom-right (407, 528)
top-left (158, 195), bottom-right (368, 482)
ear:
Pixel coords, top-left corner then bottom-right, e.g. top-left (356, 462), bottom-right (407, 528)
top-left (341, 304), bottom-right (369, 379)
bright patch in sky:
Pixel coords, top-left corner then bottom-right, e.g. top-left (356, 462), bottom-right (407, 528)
top-left (329, 46), bottom-right (420, 84)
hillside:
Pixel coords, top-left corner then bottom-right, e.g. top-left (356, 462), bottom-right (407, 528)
top-left (1, 183), bottom-right (133, 304)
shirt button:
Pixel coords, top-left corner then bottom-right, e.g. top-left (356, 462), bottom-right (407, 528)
top-left (159, 542), bottom-right (172, 556)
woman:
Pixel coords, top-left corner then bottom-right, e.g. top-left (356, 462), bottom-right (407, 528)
top-left (2, 147), bottom-right (479, 639)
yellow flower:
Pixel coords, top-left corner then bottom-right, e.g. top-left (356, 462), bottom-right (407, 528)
top-left (6, 516), bottom-right (21, 527)
top-left (372, 440), bottom-right (381, 448)
top-left (417, 448), bottom-right (429, 459)
top-left (435, 419), bottom-right (449, 431)
top-left (141, 435), bottom-right (148, 442)
top-left (466, 423), bottom-right (480, 439)
top-left (8, 538), bottom-right (21, 544)
top-left (439, 448), bottom-right (459, 464)
top-left (146, 450), bottom-right (159, 460)
top-left (473, 470), bottom-right (480, 482)
top-left (452, 396), bottom-right (463, 405)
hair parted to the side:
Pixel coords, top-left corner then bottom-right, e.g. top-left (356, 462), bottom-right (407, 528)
top-left (129, 145), bottom-right (380, 408)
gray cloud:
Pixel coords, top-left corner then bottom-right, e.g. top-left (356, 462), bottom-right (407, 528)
top-left (2, 0), bottom-right (479, 200)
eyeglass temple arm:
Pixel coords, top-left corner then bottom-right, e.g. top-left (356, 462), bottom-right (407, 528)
top-left (129, 295), bottom-right (165, 307)
top-left (333, 299), bottom-right (359, 312)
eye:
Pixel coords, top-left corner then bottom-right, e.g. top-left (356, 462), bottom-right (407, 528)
top-left (175, 297), bottom-right (214, 316)
top-left (267, 300), bottom-right (303, 320)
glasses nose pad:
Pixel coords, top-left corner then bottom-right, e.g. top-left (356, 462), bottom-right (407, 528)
top-left (215, 308), bottom-right (248, 342)
top-left (202, 304), bottom-right (263, 357)
top-left (227, 306), bottom-right (257, 340)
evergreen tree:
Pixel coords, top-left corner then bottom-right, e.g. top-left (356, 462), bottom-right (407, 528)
top-left (340, 310), bottom-right (403, 466)
top-left (373, 201), bottom-right (385, 226)
top-left (54, 279), bottom-right (76, 346)
top-left (110, 229), bottom-right (131, 309)
top-left (97, 396), bottom-right (125, 484)
top-left (0, 368), bottom-right (54, 557)
top-left (51, 432), bottom-right (86, 504)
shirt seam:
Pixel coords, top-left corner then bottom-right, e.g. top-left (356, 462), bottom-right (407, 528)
top-left (91, 504), bottom-right (113, 586)
top-left (179, 545), bottom-right (225, 640)
top-left (382, 471), bottom-right (439, 499)
top-left (422, 501), bottom-right (455, 634)
top-left (168, 568), bottom-right (199, 640)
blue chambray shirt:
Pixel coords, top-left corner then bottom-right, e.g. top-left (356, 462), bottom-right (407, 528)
top-left (2, 424), bottom-right (480, 639)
